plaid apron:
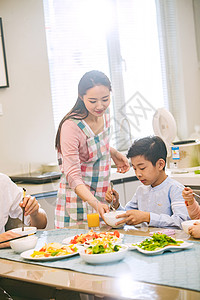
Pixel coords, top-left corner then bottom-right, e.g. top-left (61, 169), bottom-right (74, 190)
top-left (55, 110), bottom-right (110, 228)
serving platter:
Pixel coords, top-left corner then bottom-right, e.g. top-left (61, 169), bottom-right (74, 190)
top-left (62, 231), bottom-right (123, 245)
top-left (126, 241), bottom-right (193, 255)
top-left (21, 246), bottom-right (81, 261)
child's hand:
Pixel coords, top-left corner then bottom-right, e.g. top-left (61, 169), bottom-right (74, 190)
top-left (19, 195), bottom-right (39, 217)
top-left (115, 210), bottom-right (150, 226)
top-left (182, 187), bottom-right (195, 206)
top-left (105, 186), bottom-right (119, 209)
top-left (188, 222), bottom-right (200, 238)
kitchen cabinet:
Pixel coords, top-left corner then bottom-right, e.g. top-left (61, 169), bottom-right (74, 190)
top-left (113, 179), bottom-right (141, 206)
top-left (124, 180), bottom-right (142, 203)
top-left (33, 191), bottom-right (57, 230)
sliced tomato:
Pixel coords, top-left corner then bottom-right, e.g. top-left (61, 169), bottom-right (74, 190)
top-left (114, 230), bottom-right (120, 238)
top-left (44, 253), bottom-right (50, 257)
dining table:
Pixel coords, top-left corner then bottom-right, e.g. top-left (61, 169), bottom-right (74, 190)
top-left (0, 224), bottom-right (200, 300)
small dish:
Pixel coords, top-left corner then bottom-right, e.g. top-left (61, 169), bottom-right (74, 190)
top-left (181, 220), bottom-right (200, 234)
top-left (10, 235), bottom-right (38, 253)
top-left (11, 226), bottom-right (37, 236)
top-left (79, 244), bottom-right (128, 264)
top-left (104, 211), bottom-right (125, 228)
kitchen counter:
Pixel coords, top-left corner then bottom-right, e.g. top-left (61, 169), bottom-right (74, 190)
top-left (16, 169), bottom-right (200, 195)
top-left (0, 225), bottom-right (200, 299)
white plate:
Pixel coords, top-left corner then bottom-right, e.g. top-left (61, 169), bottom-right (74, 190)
top-left (126, 241), bottom-right (193, 255)
top-left (79, 244), bottom-right (128, 264)
top-left (62, 232), bottom-right (124, 245)
top-left (20, 245), bottom-right (81, 261)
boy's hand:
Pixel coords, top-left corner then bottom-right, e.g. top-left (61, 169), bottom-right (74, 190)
top-left (105, 186), bottom-right (119, 209)
top-left (115, 210), bottom-right (150, 226)
top-left (182, 187), bottom-right (195, 206)
top-left (19, 195), bottom-right (39, 217)
top-left (188, 222), bottom-right (200, 238)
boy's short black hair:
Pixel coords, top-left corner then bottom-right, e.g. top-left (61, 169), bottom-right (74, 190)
top-left (127, 136), bottom-right (167, 169)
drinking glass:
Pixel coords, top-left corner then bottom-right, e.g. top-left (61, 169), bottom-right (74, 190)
top-left (86, 201), bottom-right (100, 230)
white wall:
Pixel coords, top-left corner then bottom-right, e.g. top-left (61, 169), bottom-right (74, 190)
top-left (176, 0), bottom-right (200, 138)
top-left (0, 0), bottom-right (56, 175)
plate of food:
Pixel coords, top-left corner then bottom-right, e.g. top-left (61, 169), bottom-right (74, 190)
top-left (62, 230), bottom-right (123, 245)
top-left (126, 233), bottom-right (193, 255)
top-left (79, 242), bottom-right (128, 264)
top-left (20, 242), bottom-right (80, 261)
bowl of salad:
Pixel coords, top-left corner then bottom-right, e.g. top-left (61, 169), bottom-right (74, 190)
top-left (79, 241), bottom-right (128, 264)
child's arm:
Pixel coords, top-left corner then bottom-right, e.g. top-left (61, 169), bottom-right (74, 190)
top-left (182, 187), bottom-right (195, 206)
top-left (105, 185), bottom-right (120, 209)
top-left (115, 210), bottom-right (150, 226)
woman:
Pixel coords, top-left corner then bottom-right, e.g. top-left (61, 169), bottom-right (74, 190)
top-left (55, 70), bottom-right (130, 227)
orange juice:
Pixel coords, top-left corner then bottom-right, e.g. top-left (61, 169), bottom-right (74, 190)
top-left (87, 213), bottom-right (100, 228)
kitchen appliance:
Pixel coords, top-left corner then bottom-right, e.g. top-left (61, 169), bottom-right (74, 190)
top-left (152, 108), bottom-right (200, 173)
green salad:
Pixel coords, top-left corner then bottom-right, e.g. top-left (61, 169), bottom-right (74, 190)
top-left (85, 242), bottom-right (121, 255)
top-left (133, 233), bottom-right (183, 251)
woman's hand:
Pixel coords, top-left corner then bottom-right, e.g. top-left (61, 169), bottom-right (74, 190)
top-left (182, 187), bottom-right (195, 206)
top-left (110, 147), bottom-right (130, 173)
top-left (97, 202), bottom-right (109, 219)
top-left (105, 185), bottom-right (119, 209)
top-left (188, 222), bottom-right (200, 239)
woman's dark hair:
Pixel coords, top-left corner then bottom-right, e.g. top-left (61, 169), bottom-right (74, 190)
top-left (55, 70), bottom-right (111, 151)
top-left (127, 136), bottom-right (167, 170)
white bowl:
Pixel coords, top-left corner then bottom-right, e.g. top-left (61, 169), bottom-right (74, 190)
top-left (11, 226), bottom-right (37, 236)
top-left (10, 235), bottom-right (38, 253)
top-left (181, 220), bottom-right (200, 234)
top-left (79, 244), bottom-right (128, 264)
top-left (104, 211), bottom-right (125, 228)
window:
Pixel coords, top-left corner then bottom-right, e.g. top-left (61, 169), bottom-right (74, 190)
top-left (43, 0), bottom-right (166, 150)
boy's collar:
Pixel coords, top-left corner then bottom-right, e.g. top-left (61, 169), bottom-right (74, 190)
top-left (151, 175), bottom-right (169, 190)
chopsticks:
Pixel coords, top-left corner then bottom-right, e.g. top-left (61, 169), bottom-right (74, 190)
top-left (0, 233), bottom-right (36, 244)
top-left (22, 188), bottom-right (26, 231)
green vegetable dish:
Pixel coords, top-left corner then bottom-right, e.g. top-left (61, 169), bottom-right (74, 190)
top-left (85, 242), bottom-right (121, 255)
top-left (133, 233), bottom-right (184, 251)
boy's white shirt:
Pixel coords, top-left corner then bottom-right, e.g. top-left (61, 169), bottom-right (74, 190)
top-left (0, 173), bottom-right (30, 234)
top-left (118, 176), bottom-right (190, 229)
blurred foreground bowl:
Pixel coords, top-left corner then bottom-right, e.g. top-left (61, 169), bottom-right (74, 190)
top-left (181, 220), bottom-right (200, 234)
top-left (10, 235), bottom-right (38, 253)
top-left (11, 226), bottom-right (37, 236)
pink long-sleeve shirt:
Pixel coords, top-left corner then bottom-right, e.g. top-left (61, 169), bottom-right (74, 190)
top-left (187, 200), bottom-right (200, 219)
top-left (60, 119), bottom-right (90, 190)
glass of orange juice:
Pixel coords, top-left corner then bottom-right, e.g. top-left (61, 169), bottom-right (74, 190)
top-left (86, 201), bottom-right (100, 230)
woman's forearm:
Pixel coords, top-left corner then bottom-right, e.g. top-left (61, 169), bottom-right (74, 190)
top-left (75, 184), bottom-right (98, 209)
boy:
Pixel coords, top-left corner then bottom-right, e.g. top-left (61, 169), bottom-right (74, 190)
top-left (105, 136), bottom-right (190, 229)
